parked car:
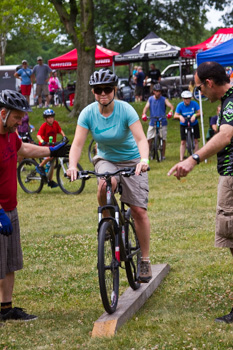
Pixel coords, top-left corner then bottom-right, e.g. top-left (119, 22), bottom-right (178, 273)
top-left (160, 62), bottom-right (195, 90)
top-left (117, 78), bottom-right (135, 102)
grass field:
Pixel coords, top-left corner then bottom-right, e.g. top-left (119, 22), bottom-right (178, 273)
top-left (1, 99), bottom-right (233, 350)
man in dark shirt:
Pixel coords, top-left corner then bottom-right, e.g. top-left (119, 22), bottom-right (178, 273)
top-left (168, 61), bottom-right (233, 324)
top-left (135, 66), bottom-right (145, 102)
top-left (146, 63), bottom-right (161, 94)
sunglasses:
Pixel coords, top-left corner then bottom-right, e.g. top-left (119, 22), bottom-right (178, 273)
top-left (94, 86), bottom-right (114, 95)
top-left (196, 81), bottom-right (206, 91)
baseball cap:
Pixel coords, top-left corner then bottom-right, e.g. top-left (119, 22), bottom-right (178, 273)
top-left (37, 56), bottom-right (43, 60)
top-left (22, 60), bottom-right (27, 64)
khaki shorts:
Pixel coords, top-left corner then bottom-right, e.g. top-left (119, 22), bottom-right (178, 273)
top-left (147, 125), bottom-right (167, 141)
top-left (93, 157), bottom-right (149, 209)
top-left (36, 84), bottom-right (49, 97)
top-left (215, 176), bottom-right (233, 248)
top-left (0, 208), bottom-right (23, 279)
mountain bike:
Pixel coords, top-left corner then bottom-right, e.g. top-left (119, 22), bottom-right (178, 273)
top-left (149, 116), bottom-right (163, 162)
top-left (185, 115), bottom-right (195, 156)
top-left (78, 167), bottom-right (142, 314)
top-left (17, 143), bottom-right (85, 195)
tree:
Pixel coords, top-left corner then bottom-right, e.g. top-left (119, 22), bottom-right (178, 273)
top-left (49, 0), bottom-right (96, 117)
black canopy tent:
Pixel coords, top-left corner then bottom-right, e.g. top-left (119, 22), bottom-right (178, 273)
top-left (114, 32), bottom-right (180, 63)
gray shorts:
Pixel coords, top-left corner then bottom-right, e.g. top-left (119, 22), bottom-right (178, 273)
top-left (36, 84), bottom-right (49, 97)
top-left (94, 157), bottom-right (149, 209)
top-left (215, 176), bottom-right (233, 248)
top-left (147, 125), bottom-right (167, 141)
top-left (0, 208), bottom-right (23, 279)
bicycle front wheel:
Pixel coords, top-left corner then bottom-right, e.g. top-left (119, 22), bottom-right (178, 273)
top-left (98, 221), bottom-right (119, 314)
top-left (56, 159), bottom-right (85, 195)
top-left (186, 130), bottom-right (193, 156)
top-left (17, 159), bottom-right (44, 194)
top-left (155, 134), bottom-right (162, 162)
top-left (125, 209), bottom-right (141, 290)
top-left (150, 138), bottom-right (156, 160)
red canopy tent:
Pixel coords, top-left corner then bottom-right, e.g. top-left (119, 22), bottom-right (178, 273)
top-left (180, 28), bottom-right (233, 58)
top-left (48, 45), bottom-right (119, 70)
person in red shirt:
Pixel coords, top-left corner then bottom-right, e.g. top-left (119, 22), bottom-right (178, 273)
top-left (0, 90), bottom-right (69, 323)
top-left (37, 109), bottom-right (67, 188)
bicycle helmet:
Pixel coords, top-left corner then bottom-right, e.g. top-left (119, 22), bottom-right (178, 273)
top-left (153, 83), bottom-right (162, 91)
top-left (89, 69), bottom-right (118, 87)
top-left (181, 90), bottom-right (192, 98)
top-left (0, 89), bottom-right (32, 112)
top-left (43, 109), bottom-right (55, 118)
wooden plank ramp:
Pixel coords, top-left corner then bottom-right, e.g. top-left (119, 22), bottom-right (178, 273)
top-left (92, 263), bottom-right (170, 338)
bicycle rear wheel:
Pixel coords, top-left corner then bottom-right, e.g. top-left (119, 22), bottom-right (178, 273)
top-left (88, 139), bottom-right (97, 163)
top-left (155, 134), bottom-right (162, 162)
top-left (56, 158), bottom-right (85, 195)
top-left (17, 159), bottom-right (44, 194)
top-left (98, 221), bottom-right (119, 314)
top-left (124, 209), bottom-right (141, 290)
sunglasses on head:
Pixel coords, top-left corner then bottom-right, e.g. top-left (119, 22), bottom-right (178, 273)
top-left (94, 86), bottom-right (114, 95)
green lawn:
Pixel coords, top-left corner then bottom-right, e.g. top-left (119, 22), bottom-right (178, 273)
top-left (1, 99), bottom-right (233, 350)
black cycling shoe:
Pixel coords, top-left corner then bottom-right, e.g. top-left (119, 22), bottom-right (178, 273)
top-left (0, 307), bottom-right (37, 322)
top-left (215, 308), bottom-right (233, 323)
top-left (48, 180), bottom-right (59, 188)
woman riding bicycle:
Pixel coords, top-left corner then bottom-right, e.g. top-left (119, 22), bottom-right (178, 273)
top-left (174, 90), bottom-right (200, 162)
top-left (67, 68), bottom-right (152, 283)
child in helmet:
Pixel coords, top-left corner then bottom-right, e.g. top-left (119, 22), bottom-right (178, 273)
top-left (36, 108), bottom-right (67, 188)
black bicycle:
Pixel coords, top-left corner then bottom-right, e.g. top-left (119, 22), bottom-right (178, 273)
top-left (78, 167), bottom-right (142, 314)
top-left (150, 116), bottom-right (163, 162)
top-left (185, 115), bottom-right (195, 156)
top-left (17, 142), bottom-right (85, 195)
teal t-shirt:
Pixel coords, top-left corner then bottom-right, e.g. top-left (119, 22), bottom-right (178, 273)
top-left (78, 100), bottom-right (140, 162)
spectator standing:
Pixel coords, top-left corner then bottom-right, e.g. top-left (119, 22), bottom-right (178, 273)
top-left (174, 90), bottom-right (200, 161)
top-left (146, 63), bottom-right (161, 94)
top-left (31, 56), bottom-right (52, 108)
top-left (14, 60), bottom-right (32, 103)
top-left (48, 70), bottom-right (61, 106)
top-left (168, 61), bottom-right (233, 323)
top-left (210, 104), bottom-right (221, 134)
top-left (135, 66), bottom-right (145, 102)
top-left (0, 89), bottom-right (69, 323)
top-left (142, 83), bottom-right (174, 160)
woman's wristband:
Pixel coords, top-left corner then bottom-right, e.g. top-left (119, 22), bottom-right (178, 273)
top-left (140, 158), bottom-right (149, 164)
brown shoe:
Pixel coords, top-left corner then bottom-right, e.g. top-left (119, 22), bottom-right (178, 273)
top-left (138, 260), bottom-right (152, 283)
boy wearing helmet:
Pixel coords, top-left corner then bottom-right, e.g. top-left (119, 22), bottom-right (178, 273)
top-left (174, 90), bottom-right (200, 161)
top-left (68, 69), bottom-right (152, 283)
top-left (142, 83), bottom-right (174, 160)
top-left (37, 109), bottom-right (67, 188)
top-left (0, 90), bottom-right (69, 322)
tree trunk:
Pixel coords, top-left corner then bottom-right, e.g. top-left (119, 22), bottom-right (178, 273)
top-left (0, 34), bottom-right (7, 65)
top-left (49, 0), bottom-right (96, 117)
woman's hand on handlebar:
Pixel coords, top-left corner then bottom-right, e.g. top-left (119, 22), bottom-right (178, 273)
top-left (135, 159), bottom-right (149, 175)
top-left (67, 167), bottom-right (78, 181)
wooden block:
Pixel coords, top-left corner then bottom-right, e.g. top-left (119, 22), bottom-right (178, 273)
top-left (92, 263), bottom-right (170, 338)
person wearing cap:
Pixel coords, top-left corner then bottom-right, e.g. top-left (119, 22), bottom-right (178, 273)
top-left (31, 56), bottom-right (52, 108)
top-left (174, 90), bottom-right (200, 161)
top-left (0, 89), bottom-right (69, 323)
top-left (142, 83), bottom-right (174, 160)
top-left (14, 60), bottom-right (32, 103)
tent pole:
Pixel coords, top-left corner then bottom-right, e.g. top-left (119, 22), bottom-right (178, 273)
top-left (198, 90), bottom-right (207, 163)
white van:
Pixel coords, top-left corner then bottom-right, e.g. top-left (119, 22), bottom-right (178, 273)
top-left (0, 65), bottom-right (21, 92)
top-left (0, 65), bottom-right (35, 105)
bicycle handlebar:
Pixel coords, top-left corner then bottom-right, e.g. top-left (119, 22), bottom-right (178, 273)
top-left (78, 167), bottom-right (136, 180)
